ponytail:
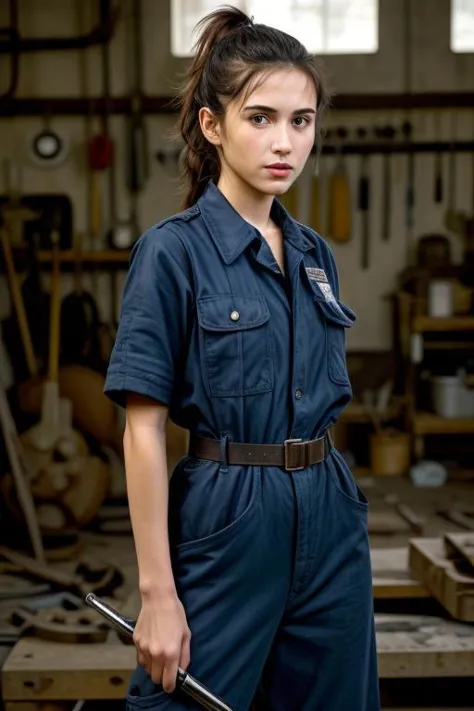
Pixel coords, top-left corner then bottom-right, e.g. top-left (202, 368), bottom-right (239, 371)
top-left (176, 7), bottom-right (250, 208)
top-left (175, 5), bottom-right (329, 208)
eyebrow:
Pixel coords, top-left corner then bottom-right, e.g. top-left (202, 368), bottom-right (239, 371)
top-left (243, 104), bottom-right (316, 115)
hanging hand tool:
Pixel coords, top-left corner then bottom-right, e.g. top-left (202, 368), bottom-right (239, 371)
top-left (357, 127), bottom-right (370, 269)
top-left (433, 112), bottom-right (443, 205)
top-left (60, 232), bottom-right (102, 371)
top-left (0, 223), bottom-right (37, 378)
top-left (96, 0), bottom-right (121, 331)
top-left (402, 0), bottom-right (415, 264)
top-left (376, 125), bottom-right (396, 241)
top-left (22, 215), bottom-right (66, 453)
top-left (87, 131), bottom-right (113, 247)
top-left (85, 593), bottom-right (235, 711)
top-left (402, 120), bottom-right (415, 263)
top-left (444, 112), bottom-right (459, 232)
top-left (126, 0), bottom-right (148, 241)
top-left (328, 126), bottom-right (351, 243)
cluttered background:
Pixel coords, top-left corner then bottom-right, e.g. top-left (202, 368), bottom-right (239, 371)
top-left (0, 1), bottom-right (474, 710)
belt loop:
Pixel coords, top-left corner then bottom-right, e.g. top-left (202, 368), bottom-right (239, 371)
top-left (219, 433), bottom-right (229, 472)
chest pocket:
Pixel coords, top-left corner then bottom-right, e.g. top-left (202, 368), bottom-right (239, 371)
top-left (197, 295), bottom-right (274, 397)
top-left (311, 284), bottom-right (356, 386)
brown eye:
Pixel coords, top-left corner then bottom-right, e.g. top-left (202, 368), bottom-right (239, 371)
top-left (251, 115), bottom-right (269, 125)
top-left (293, 116), bottom-right (309, 127)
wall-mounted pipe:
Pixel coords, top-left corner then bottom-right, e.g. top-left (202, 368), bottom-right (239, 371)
top-left (0, 0), bottom-right (117, 53)
top-left (2, 92), bottom-right (474, 117)
top-left (0, 0), bottom-right (19, 101)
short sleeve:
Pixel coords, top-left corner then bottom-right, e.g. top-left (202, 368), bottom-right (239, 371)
top-left (104, 225), bottom-right (193, 408)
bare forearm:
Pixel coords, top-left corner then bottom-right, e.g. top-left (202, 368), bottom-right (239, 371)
top-left (124, 423), bottom-right (176, 598)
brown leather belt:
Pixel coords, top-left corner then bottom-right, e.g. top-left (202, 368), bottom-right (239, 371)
top-left (189, 432), bottom-right (333, 472)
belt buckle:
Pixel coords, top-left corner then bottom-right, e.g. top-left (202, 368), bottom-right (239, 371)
top-left (284, 438), bottom-right (305, 472)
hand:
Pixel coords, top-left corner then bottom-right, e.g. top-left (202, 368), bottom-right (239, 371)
top-left (133, 592), bottom-right (191, 693)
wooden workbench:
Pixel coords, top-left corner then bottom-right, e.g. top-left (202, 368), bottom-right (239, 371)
top-left (1, 476), bottom-right (474, 709)
top-left (2, 612), bottom-right (474, 708)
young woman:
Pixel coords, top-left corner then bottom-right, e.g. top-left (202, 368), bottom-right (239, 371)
top-left (104, 6), bottom-right (379, 711)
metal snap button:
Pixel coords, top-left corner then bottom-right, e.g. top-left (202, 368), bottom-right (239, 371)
top-left (230, 310), bottom-right (240, 321)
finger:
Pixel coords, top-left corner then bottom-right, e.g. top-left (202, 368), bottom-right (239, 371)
top-left (141, 655), bottom-right (151, 677)
top-left (150, 657), bottom-right (164, 687)
top-left (136, 649), bottom-right (147, 667)
top-left (180, 632), bottom-right (191, 671)
top-left (162, 658), bottom-right (179, 694)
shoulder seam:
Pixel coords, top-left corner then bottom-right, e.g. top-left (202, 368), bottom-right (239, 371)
top-left (154, 205), bottom-right (200, 230)
top-left (159, 223), bottom-right (197, 302)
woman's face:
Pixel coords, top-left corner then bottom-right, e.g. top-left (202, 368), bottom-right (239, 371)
top-left (216, 67), bottom-right (317, 197)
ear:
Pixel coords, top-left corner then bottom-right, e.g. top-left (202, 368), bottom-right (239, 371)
top-left (199, 107), bottom-right (222, 146)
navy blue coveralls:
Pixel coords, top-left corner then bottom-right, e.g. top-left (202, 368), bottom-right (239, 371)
top-left (104, 181), bottom-right (380, 711)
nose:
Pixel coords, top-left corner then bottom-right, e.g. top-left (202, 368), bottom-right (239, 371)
top-left (271, 125), bottom-right (292, 156)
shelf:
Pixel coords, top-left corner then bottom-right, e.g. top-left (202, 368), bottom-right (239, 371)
top-left (6, 249), bottom-right (132, 273)
top-left (412, 316), bottom-right (474, 333)
top-left (37, 250), bottom-right (131, 263)
top-left (340, 401), bottom-right (404, 423)
top-left (413, 412), bottom-right (474, 435)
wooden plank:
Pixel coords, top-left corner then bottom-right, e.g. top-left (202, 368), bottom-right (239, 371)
top-left (409, 538), bottom-right (474, 622)
top-left (376, 613), bottom-right (474, 678)
top-left (368, 510), bottom-right (411, 535)
top-left (413, 413), bottom-right (474, 435)
top-left (444, 532), bottom-right (474, 570)
top-left (439, 509), bottom-right (474, 532)
top-left (2, 612), bottom-right (474, 703)
top-left (371, 548), bottom-right (430, 599)
top-left (1, 636), bottom-right (134, 701)
top-left (412, 315), bottom-right (474, 332)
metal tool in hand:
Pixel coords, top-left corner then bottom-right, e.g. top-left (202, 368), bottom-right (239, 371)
top-left (84, 592), bottom-right (234, 711)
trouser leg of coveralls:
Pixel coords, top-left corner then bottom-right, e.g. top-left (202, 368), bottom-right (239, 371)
top-left (125, 453), bottom-right (379, 711)
top-left (262, 450), bottom-right (380, 711)
top-left (124, 464), bottom-right (296, 711)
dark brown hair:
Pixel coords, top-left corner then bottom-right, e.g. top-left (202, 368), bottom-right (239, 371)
top-left (175, 5), bottom-right (330, 208)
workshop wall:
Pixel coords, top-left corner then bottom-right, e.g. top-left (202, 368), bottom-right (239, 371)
top-left (1, 0), bottom-right (473, 360)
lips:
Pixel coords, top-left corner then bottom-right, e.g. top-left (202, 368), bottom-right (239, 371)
top-left (266, 163), bottom-right (292, 169)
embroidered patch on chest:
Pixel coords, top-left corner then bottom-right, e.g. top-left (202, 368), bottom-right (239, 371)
top-left (306, 267), bottom-right (338, 305)
top-left (305, 267), bottom-right (328, 283)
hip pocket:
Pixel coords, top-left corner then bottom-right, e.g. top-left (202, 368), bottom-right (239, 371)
top-left (168, 458), bottom-right (262, 554)
top-left (197, 294), bottom-right (274, 397)
top-left (329, 450), bottom-right (368, 512)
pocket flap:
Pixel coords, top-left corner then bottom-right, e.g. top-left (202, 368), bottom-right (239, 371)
top-left (317, 297), bottom-right (356, 328)
top-left (197, 295), bottom-right (270, 332)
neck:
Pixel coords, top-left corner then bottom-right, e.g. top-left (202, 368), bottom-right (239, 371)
top-left (217, 169), bottom-right (275, 234)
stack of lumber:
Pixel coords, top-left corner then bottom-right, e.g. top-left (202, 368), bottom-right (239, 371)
top-left (409, 533), bottom-right (474, 622)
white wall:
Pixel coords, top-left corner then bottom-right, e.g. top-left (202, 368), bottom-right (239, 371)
top-left (0, 0), bottom-right (473, 365)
